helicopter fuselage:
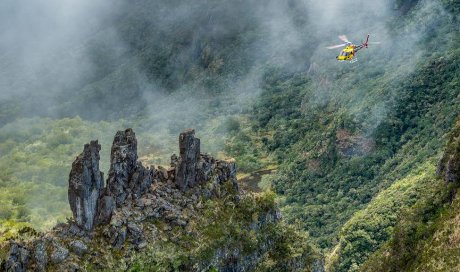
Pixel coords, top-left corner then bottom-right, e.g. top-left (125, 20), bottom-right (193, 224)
top-left (336, 45), bottom-right (355, 61)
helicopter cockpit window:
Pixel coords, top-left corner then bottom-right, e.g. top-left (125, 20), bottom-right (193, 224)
top-left (341, 51), bottom-right (349, 56)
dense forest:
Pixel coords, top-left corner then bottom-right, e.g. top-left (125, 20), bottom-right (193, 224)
top-left (0, 0), bottom-right (459, 271)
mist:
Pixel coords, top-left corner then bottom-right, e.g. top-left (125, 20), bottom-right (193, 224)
top-left (0, 0), bottom-right (454, 230)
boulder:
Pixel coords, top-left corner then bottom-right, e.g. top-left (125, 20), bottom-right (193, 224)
top-left (34, 240), bottom-right (47, 272)
top-left (50, 243), bottom-right (69, 264)
top-left (2, 242), bottom-right (30, 272)
top-left (69, 240), bottom-right (88, 256)
top-left (110, 226), bottom-right (127, 249)
top-left (127, 222), bottom-right (145, 247)
top-left (68, 140), bottom-right (104, 230)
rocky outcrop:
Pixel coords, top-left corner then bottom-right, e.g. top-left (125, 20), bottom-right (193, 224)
top-left (50, 243), bottom-right (68, 264)
top-left (33, 240), bottom-right (47, 272)
top-left (175, 129), bottom-right (201, 190)
top-left (68, 140), bottom-right (104, 231)
top-left (173, 129), bottom-right (239, 194)
top-left (105, 128), bottom-right (141, 205)
top-left (2, 242), bottom-right (30, 272)
top-left (67, 128), bottom-right (237, 230)
top-left (96, 129), bottom-right (154, 224)
top-left (0, 128), bottom-right (315, 272)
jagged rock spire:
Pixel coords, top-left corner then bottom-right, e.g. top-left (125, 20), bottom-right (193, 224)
top-left (106, 128), bottom-right (138, 205)
top-left (175, 129), bottom-right (200, 191)
top-left (68, 140), bottom-right (104, 231)
top-left (96, 128), bottom-right (154, 224)
top-left (10, 128), bottom-right (245, 271)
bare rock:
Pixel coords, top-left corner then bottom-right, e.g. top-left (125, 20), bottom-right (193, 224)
top-left (96, 195), bottom-right (116, 225)
top-left (2, 242), bottom-right (30, 272)
top-left (106, 128), bottom-right (138, 205)
top-left (34, 240), bottom-right (47, 272)
top-left (196, 154), bottom-right (215, 183)
top-left (127, 222), bottom-right (145, 247)
top-left (69, 240), bottom-right (88, 256)
top-left (68, 140), bottom-right (104, 230)
top-left (50, 243), bottom-right (68, 264)
top-left (175, 129), bottom-right (200, 191)
top-left (211, 159), bottom-right (239, 197)
top-left (157, 165), bottom-right (169, 182)
top-left (130, 162), bottom-right (154, 198)
top-left (170, 154), bottom-right (178, 167)
top-left (111, 226), bottom-right (127, 249)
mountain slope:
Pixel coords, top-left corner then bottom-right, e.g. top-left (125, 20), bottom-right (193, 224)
top-left (0, 129), bottom-right (320, 271)
top-left (361, 117), bottom-right (460, 271)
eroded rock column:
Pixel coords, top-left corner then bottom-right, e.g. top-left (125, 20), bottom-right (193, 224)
top-left (175, 129), bottom-right (200, 191)
top-left (106, 128), bottom-right (138, 205)
top-left (68, 140), bottom-right (104, 231)
top-left (97, 128), bottom-right (154, 224)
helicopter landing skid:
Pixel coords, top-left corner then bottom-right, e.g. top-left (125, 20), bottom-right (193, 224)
top-left (350, 58), bottom-right (358, 64)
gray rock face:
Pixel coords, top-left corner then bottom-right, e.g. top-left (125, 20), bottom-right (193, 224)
top-left (130, 162), bottom-right (154, 198)
top-left (34, 240), bottom-right (47, 272)
top-left (175, 129), bottom-right (200, 190)
top-left (110, 226), bottom-right (127, 249)
top-left (69, 240), bottom-right (88, 256)
top-left (127, 222), bottom-right (145, 247)
top-left (67, 129), bottom-right (154, 227)
top-left (68, 140), bottom-right (104, 231)
top-left (106, 128), bottom-right (138, 205)
top-left (211, 159), bottom-right (239, 197)
top-left (96, 194), bottom-right (116, 225)
top-left (196, 154), bottom-right (215, 183)
top-left (50, 243), bottom-right (69, 264)
top-left (2, 242), bottom-right (30, 272)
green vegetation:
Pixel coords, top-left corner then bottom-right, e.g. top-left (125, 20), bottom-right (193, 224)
top-left (327, 163), bottom-right (448, 271)
top-left (225, 0), bottom-right (460, 270)
top-left (361, 118), bottom-right (460, 271)
top-left (127, 191), bottom-right (319, 271)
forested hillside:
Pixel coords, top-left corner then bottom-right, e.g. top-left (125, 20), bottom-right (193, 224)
top-left (242, 0), bottom-right (459, 270)
top-left (0, 0), bottom-right (459, 271)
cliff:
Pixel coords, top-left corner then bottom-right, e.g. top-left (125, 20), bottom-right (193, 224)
top-left (1, 129), bottom-right (320, 271)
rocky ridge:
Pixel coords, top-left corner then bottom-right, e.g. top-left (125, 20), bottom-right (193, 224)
top-left (1, 129), bottom-right (317, 271)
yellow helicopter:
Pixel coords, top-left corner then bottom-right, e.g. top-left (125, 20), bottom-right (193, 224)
top-left (326, 34), bottom-right (380, 63)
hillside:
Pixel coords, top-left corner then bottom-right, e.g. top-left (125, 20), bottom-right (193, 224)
top-left (244, 0), bottom-right (460, 270)
top-left (1, 129), bottom-right (320, 271)
top-left (361, 118), bottom-right (460, 271)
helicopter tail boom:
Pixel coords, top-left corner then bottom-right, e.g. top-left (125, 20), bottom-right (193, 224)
top-left (354, 34), bottom-right (371, 52)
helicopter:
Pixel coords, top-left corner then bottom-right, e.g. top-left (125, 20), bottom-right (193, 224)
top-left (326, 34), bottom-right (380, 63)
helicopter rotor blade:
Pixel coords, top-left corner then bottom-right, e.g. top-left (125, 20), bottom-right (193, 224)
top-left (326, 43), bottom-right (348, 49)
top-left (338, 35), bottom-right (351, 43)
top-left (368, 41), bottom-right (381, 44)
